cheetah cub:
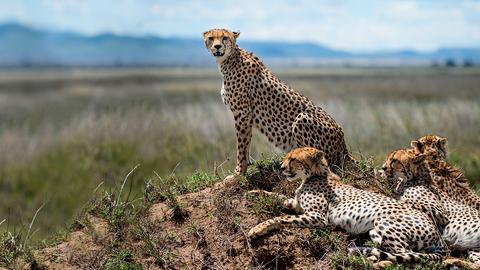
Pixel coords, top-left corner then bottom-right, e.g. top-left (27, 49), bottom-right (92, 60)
top-left (248, 147), bottom-right (445, 266)
top-left (382, 148), bottom-right (480, 267)
top-left (411, 135), bottom-right (480, 211)
top-left (203, 29), bottom-right (351, 176)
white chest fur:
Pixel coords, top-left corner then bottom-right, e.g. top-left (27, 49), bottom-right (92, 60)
top-left (220, 82), bottom-right (226, 105)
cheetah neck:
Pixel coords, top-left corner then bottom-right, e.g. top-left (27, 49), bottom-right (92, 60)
top-left (412, 162), bottom-right (466, 209)
top-left (431, 160), bottom-right (480, 210)
top-left (218, 46), bottom-right (241, 74)
top-left (304, 172), bottom-right (339, 186)
top-left (414, 163), bottom-right (432, 185)
top-left (397, 162), bottom-right (432, 194)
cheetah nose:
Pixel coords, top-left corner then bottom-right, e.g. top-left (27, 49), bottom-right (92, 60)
top-left (214, 44), bottom-right (222, 49)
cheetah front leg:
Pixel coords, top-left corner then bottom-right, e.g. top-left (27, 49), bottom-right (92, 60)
top-left (247, 212), bottom-right (326, 239)
top-left (233, 110), bottom-right (253, 175)
top-left (468, 249), bottom-right (480, 266)
top-left (444, 252), bottom-right (480, 270)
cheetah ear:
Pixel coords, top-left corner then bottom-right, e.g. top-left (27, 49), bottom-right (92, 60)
top-left (437, 137), bottom-right (448, 154)
top-left (413, 153), bottom-right (427, 164)
top-left (410, 140), bottom-right (421, 151)
top-left (232, 31), bottom-right (240, 39)
top-left (311, 150), bottom-right (325, 163)
top-left (202, 30), bottom-right (210, 38)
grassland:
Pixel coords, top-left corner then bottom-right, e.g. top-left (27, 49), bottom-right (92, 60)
top-left (0, 67), bottom-right (479, 249)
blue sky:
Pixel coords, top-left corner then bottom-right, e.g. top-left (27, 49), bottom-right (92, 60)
top-left (1, 0), bottom-right (479, 52)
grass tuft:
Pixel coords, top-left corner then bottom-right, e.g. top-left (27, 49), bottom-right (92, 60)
top-left (103, 250), bottom-right (143, 270)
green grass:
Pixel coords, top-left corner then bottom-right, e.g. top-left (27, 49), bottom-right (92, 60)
top-left (1, 67), bottom-right (480, 245)
top-left (246, 192), bottom-right (284, 217)
top-left (104, 250), bottom-right (143, 270)
top-left (329, 252), bottom-right (371, 270)
top-left (0, 150), bottom-right (477, 269)
top-left (0, 231), bottom-right (21, 266)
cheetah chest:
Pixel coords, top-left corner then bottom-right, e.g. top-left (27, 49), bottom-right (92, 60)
top-left (327, 198), bottom-right (378, 234)
top-left (221, 77), bottom-right (303, 150)
top-left (298, 186), bottom-right (379, 234)
top-left (220, 82), bottom-right (227, 105)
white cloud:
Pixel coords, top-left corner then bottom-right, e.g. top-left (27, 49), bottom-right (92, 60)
top-left (1, 0), bottom-right (479, 51)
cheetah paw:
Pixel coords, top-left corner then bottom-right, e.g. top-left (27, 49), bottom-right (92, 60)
top-left (245, 190), bottom-right (280, 198)
top-left (373, 260), bottom-right (393, 269)
top-left (247, 226), bottom-right (266, 239)
top-left (245, 189), bottom-right (268, 196)
top-left (223, 174), bottom-right (237, 182)
top-left (443, 258), bottom-right (480, 270)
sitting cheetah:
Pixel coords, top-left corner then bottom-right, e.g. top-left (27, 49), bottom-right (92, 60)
top-left (203, 29), bottom-right (352, 175)
top-left (410, 135), bottom-right (480, 210)
top-left (248, 147), bottom-right (445, 266)
top-left (381, 148), bottom-right (480, 266)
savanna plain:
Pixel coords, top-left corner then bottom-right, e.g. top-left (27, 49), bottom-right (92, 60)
top-left (0, 67), bottom-right (479, 269)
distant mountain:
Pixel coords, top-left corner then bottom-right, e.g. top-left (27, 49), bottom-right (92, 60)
top-left (0, 22), bottom-right (479, 67)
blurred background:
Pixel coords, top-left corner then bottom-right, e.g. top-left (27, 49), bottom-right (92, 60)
top-left (0, 0), bottom-right (479, 242)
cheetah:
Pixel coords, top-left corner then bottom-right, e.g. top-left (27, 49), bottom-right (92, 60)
top-left (381, 148), bottom-right (480, 266)
top-left (203, 29), bottom-right (352, 176)
top-left (248, 147), bottom-right (445, 266)
top-left (410, 135), bottom-right (480, 210)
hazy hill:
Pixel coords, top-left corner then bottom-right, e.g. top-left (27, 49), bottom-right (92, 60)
top-left (0, 22), bottom-right (479, 67)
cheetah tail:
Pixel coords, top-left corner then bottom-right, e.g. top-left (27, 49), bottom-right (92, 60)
top-left (348, 246), bottom-right (444, 263)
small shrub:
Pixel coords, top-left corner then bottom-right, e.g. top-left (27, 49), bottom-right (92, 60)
top-left (184, 171), bottom-right (218, 192)
top-left (103, 250), bottom-right (143, 270)
top-left (307, 229), bottom-right (347, 257)
top-left (247, 193), bottom-right (284, 217)
top-left (245, 155), bottom-right (284, 192)
top-left (134, 221), bottom-right (176, 268)
top-left (329, 252), bottom-right (370, 270)
top-left (163, 189), bottom-right (188, 222)
top-left (0, 231), bottom-right (22, 267)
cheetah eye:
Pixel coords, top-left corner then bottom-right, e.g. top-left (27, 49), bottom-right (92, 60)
top-left (222, 36), bottom-right (228, 41)
top-left (208, 37), bottom-right (214, 41)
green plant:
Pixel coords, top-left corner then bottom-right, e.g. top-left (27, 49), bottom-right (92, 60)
top-left (329, 252), bottom-right (370, 270)
top-left (0, 231), bottom-right (21, 266)
top-left (87, 166), bottom-right (146, 239)
top-left (184, 171), bottom-right (218, 192)
top-left (103, 250), bottom-right (143, 270)
top-left (247, 193), bottom-right (284, 217)
top-left (134, 221), bottom-right (176, 268)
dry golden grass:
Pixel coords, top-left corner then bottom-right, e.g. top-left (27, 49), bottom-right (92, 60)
top-left (0, 67), bottom-right (479, 244)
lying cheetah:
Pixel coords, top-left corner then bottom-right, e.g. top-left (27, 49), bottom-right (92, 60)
top-left (411, 135), bottom-right (480, 210)
top-left (203, 29), bottom-right (351, 175)
top-left (248, 147), bottom-right (445, 266)
top-left (381, 148), bottom-right (480, 266)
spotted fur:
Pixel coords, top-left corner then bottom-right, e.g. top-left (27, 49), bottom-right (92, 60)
top-left (248, 147), bottom-right (445, 264)
top-left (382, 149), bottom-right (480, 264)
top-left (203, 29), bottom-right (351, 175)
top-left (411, 135), bottom-right (480, 210)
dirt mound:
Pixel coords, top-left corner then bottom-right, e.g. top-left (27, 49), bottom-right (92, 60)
top-left (24, 163), bottom-right (477, 270)
top-left (27, 164), bottom-right (357, 270)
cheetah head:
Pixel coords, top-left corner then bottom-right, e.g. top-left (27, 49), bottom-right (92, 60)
top-left (280, 147), bottom-right (329, 182)
top-left (203, 28), bottom-right (240, 63)
top-left (381, 149), bottom-right (428, 190)
top-left (411, 135), bottom-right (448, 161)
